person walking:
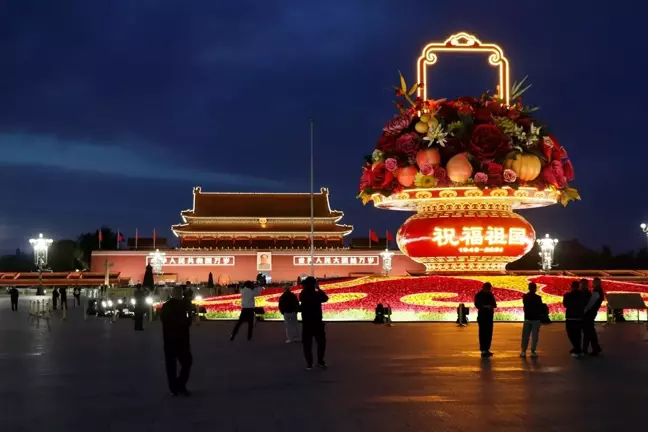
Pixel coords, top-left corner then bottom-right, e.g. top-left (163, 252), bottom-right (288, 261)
top-left (9, 287), bottom-right (19, 311)
top-left (474, 282), bottom-right (497, 357)
top-left (583, 277), bottom-right (604, 356)
top-left (161, 286), bottom-right (192, 396)
top-left (133, 285), bottom-right (146, 331)
top-left (299, 277), bottom-right (329, 370)
top-left (563, 280), bottom-right (586, 357)
top-left (230, 281), bottom-right (263, 341)
top-left (59, 287), bottom-right (68, 311)
top-left (520, 282), bottom-right (544, 357)
top-left (279, 284), bottom-right (300, 343)
top-left (52, 287), bottom-right (59, 310)
top-left (73, 287), bottom-right (81, 306)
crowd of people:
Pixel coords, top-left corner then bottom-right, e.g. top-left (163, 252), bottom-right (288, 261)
top-left (472, 278), bottom-right (605, 358)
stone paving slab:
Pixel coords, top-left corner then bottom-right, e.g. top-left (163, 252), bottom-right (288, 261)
top-left (0, 297), bottom-right (647, 431)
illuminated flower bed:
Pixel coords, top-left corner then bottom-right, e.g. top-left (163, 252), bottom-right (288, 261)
top-left (200, 276), bottom-right (648, 322)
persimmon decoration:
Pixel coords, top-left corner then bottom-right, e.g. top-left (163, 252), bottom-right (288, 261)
top-left (358, 73), bottom-right (580, 206)
top-left (396, 166), bottom-right (417, 187)
top-left (504, 152), bottom-right (542, 181)
top-left (446, 153), bottom-right (473, 183)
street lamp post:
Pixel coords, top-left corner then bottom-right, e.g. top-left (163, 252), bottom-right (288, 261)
top-left (640, 223), bottom-right (648, 249)
top-left (537, 234), bottom-right (558, 272)
top-left (148, 249), bottom-right (166, 275)
top-left (379, 249), bottom-right (394, 276)
top-left (29, 233), bottom-right (53, 296)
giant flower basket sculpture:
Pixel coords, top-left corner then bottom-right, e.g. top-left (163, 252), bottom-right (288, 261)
top-left (358, 33), bottom-right (580, 272)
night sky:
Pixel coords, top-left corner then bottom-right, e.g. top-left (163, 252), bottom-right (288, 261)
top-left (0, 1), bottom-right (644, 254)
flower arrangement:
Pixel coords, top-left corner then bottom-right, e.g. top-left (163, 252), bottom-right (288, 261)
top-left (358, 74), bottom-right (580, 206)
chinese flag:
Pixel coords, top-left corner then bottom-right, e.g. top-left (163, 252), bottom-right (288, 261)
top-left (369, 229), bottom-right (379, 243)
top-left (386, 231), bottom-right (394, 242)
top-left (117, 232), bottom-right (124, 243)
top-left (98, 230), bottom-right (103, 249)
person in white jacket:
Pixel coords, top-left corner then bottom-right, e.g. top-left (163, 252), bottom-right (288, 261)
top-left (230, 281), bottom-right (263, 341)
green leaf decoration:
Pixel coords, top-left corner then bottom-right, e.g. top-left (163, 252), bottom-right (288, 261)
top-left (510, 75), bottom-right (532, 101)
top-left (408, 83), bottom-right (419, 96)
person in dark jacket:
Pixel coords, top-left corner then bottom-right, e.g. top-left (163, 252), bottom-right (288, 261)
top-left (279, 284), bottom-right (300, 343)
top-left (73, 287), bottom-right (81, 306)
top-left (9, 287), bottom-right (19, 311)
top-left (59, 288), bottom-right (68, 310)
top-left (474, 282), bottom-right (497, 357)
top-left (133, 285), bottom-right (146, 331)
top-left (299, 277), bottom-right (328, 369)
top-left (520, 282), bottom-right (544, 357)
top-left (52, 287), bottom-right (59, 310)
top-left (582, 277), bottom-right (604, 355)
top-left (563, 280), bottom-right (586, 357)
top-left (161, 286), bottom-right (192, 396)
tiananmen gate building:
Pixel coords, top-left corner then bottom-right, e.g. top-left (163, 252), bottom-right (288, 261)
top-left (91, 187), bottom-right (424, 284)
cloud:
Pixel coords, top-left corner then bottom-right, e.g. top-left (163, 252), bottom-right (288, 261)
top-left (0, 133), bottom-right (284, 188)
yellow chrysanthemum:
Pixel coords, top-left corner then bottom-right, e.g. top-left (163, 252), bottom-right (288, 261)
top-left (415, 172), bottom-right (437, 188)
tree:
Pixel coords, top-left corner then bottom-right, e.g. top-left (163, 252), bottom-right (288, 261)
top-left (207, 272), bottom-right (214, 288)
top-left (49, 240), bottom-right (82, 271)
top-left (0, 250), bottom-right (34, 272)
top-left (142, 264), bottom-right (154, 289)
top-left (78, 227), bottom-right (117, 269)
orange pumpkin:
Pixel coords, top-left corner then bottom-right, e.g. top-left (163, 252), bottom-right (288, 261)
top-left (415, 148), bottom-right (441, 168)
top-left (396, 166), bottom-right (417, 187)
top-left (446, 153), bottom-right (473, 183)
top-left (504, 152), bottom-right (541, 181)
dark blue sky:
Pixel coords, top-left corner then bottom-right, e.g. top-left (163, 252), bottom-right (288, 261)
top-left (0, 0), bottom-right (645, 254)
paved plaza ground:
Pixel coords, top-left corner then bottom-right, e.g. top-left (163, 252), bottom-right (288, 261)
top-left (1, 296), bottom-right (647, 432)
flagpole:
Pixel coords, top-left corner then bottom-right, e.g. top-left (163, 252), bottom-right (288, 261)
top-left (153, 228), bottom-right (156, 249)
top-left (309, 118), bottom-right (315, 277)
top-left (135, 228), bottom-right (138, 250)
top-left (117, 229), bottom-right (120, 250)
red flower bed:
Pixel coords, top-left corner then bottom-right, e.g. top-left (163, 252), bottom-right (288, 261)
top-left (200, 275), bottom-right (648, 321)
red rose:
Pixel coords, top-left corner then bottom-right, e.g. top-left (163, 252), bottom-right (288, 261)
top-left (457, 103), bottom-right (473, 116)
top-left (383, 113), bottom-right (412, 135)
top-left (485, 162), bottom-right (503, 177)
top-left (370, 162), bottom-right (394, 190)
top-left (485, 101), bottom-right (506, 116)
top-left (474, 108), bottom-right (492, 123)
top-left (376, 133), bottom-right (397, 153)
top-left (542, 160), bottom-right (567, 189)
top-left (506, 109), bottom-right (521, 120)
top-left (437, 102), bottom-right (459, 122)
top-left (562, 159), bottom-right (574, 181)
top-left (516, 117), bottom-right (533, 131)
top-left (433, 166), bottom-right (450, 187)
top-left (396, 132), bottom-right (420, 157)
top-left (469, 124), bottom-right (511, 160)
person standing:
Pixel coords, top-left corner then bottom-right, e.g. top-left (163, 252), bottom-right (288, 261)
top-left (583, 277), bottom-right (604, 356)
top-left (230, 281), bottom-right (263, 341)
top-left (73, 287), bottom-right (81, 306)
top-left (9, 287), bottom-right (19, 311)
top-left (161, 286), bottom-right (192, 396)
top-left (59, 287), bottom-right (68, 311)
top-left (279, 284), bottom-right (300, 343)
top-left (133, 285), bottom-right (146, 331)
top-left (520, 282), bottom-right (544, 357)
top-left (52, 287), bottom-right (59, 310)
top-left (474, 282), bottom-right (497, 357)
top-left (563, 280), bottom-right (586, 357)
top-left (299, 277), bottom-right (329, 370)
